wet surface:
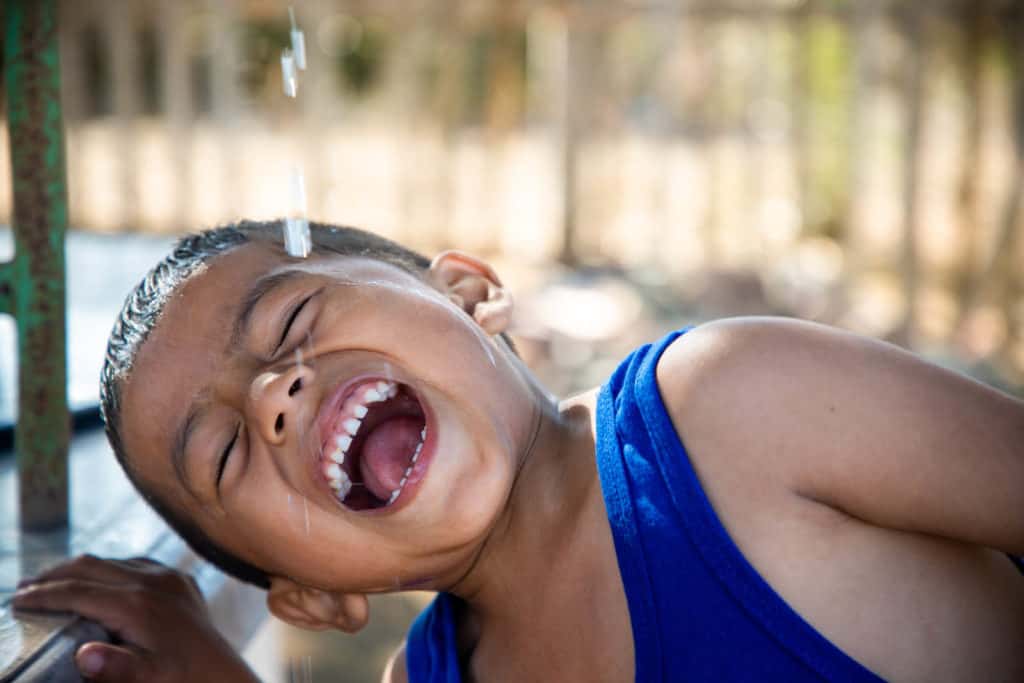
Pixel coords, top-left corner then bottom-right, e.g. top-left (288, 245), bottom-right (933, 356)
top-left (0, 428), bottom-right (161, 680)
top-left (0, 430), bottom-right (161, 598)
top-left (0, 428), bottom-right (267, 681)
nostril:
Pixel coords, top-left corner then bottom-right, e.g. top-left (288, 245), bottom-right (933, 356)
top-left (288, 378), bottom-right (302, 396)
top-left (274, 414), bottom-right (284, 433)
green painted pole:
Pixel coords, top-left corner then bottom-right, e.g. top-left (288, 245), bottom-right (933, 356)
top-left (0, 262), bottom-right (11, 314)
top-left (3, 0), bottom-right (70, 531)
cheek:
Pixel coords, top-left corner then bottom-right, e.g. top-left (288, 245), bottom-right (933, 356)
top-left (318, 279), bottom-right (481, 352)
top-left (409, 396), bottom-right (518, 544)
top-left (222, 462), bottom-right (399, 584)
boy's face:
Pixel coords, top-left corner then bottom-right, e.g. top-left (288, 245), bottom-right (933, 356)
top-left (118, 240), bottom-right (533, 593)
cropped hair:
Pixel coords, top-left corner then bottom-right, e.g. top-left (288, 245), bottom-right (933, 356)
top-left (100, 219), bottom-right (497, 589)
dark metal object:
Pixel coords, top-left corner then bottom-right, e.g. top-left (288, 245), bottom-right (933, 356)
top-left (2, 0), bottom-right (70, 530)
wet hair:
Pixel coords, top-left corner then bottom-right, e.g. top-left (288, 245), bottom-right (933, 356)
top-left (100, 219), bottom-right (514, 589)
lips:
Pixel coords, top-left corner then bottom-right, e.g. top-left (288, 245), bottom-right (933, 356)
top-left (315, 374), bottom-right (430, 511)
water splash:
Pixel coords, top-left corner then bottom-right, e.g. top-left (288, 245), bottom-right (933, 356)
top-left (284, 216), bottom-right (311, 257)
top-left (280, 7), bottom-right (311, 258)
top-left (280, 49), bottom-right (297, 98)
top-left (288, 7), bottom-right (307, 70)
top-left (284, 168), bottom-right (311, 257)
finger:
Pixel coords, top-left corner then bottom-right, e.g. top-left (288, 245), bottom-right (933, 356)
top-left (12, 579), bottom-right (146, 643)
top-left (117, 558), bottom-right (202, 599)
top-left (121, 557), bottom-right (163, 568)
top-left (76, 642), bottom-right (154, 682)
top-left (21, 554), bottom-right (145, 587)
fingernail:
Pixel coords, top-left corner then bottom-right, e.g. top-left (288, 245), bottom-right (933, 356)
top-left (77, 649), bottom-right (104, 676)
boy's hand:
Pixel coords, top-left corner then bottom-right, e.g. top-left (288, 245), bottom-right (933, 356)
top-left (12, 554), bottom-right (260, 683)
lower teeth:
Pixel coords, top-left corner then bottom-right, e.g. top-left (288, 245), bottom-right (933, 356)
top-left (384, 429), bottom-right (426, 505)
top-left (328, 428), bottom-right (426, 507)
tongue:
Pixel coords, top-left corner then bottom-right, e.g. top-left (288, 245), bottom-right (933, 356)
top-left (361, 416), bottom-right (423, 501)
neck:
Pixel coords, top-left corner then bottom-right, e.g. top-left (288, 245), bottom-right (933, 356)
top-left (447, 374), bottom-right (606, 626)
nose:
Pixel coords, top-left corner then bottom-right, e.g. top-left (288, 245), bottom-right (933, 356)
top-left (248, 364), bottom-right (316, 446)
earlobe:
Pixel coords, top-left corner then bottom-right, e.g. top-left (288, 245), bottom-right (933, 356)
top-left (267, 577), bottom-right (370, 633)
top-left (428, 250), bottom-right (513, 336)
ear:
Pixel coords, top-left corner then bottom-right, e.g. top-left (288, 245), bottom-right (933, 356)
top-left (267, 577), bottom-right (369, 633)
top-left (428, 250), bottom-right (513, 336)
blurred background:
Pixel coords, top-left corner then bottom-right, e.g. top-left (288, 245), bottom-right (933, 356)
top-left (1, 0), bottom-right (1023, 680)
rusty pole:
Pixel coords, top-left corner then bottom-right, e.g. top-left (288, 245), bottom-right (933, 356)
top-left (2, 0), bottom-right (71, 531)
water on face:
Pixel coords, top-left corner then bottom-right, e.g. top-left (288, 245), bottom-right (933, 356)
top-left (340, 276), bottom-right (502, 369)
top-left (292, 337), bottom-right (313, 534)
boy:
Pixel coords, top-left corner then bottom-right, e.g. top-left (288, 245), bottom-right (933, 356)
top-left (13, 220), bottom-right (1024, 682)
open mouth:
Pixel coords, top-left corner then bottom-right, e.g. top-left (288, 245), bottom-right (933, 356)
top-left (319, 378), bottom-right (427, 510)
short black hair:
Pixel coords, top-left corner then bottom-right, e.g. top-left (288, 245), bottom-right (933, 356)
top-left (100, 219), bottom-right (512, 589)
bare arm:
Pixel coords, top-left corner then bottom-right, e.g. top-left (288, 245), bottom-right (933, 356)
top-left (658, 317), bottom-right (1024, 555)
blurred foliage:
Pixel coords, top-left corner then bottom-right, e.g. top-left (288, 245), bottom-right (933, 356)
top-left (236, 17), bottom-right (389, 101)
top-left (331, 16), bottom-right (390, 96)
top-left (12, 0), bottom-right (1022, 383)
top-left (801, 12), bottom-right (852, 238)
top-left (237, 20), bottom-right (293, 101)
top-left (464, 24), bottom-right (528, 127)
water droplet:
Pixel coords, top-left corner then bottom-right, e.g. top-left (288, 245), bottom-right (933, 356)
top-left (280, 49), bottom-right (298, 98)
top-left (288, 7), bottom-right (307, 70)
top-left (284, 217), bottom-right (311, 258)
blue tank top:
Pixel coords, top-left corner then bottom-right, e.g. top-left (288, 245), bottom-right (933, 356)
top-left (406, 328), bottom-right (884, 681)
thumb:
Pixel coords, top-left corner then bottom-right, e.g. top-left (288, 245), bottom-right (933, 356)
top-left (75, 642), bottom-right (153, 682)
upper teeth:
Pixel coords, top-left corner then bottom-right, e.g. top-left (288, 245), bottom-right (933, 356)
top-left (321, 379), bottom-right (426, 506)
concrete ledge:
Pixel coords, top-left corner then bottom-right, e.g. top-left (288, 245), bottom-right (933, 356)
top-left (0, 431), bottom-right (267, 682)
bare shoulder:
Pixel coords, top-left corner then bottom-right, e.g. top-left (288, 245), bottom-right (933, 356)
top-left (381, 642), bottom-right (408, 683)
top-left (657, 316), bottom-right (890, 403)
top-left (656, 316), bottom-right (1024, 554)
top-left (654, 317), bottom-right (833, 498)
top-left (655, 316), bottom-right (857, 470)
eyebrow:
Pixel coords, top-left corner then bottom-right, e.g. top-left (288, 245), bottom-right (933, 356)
top-left (230, 269), bottom-right (306, 351)
top-left (172, 404), bottom-right (203, 497)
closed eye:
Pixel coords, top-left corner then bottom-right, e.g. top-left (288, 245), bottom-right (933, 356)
top-left (273, 293), bottom-right (314, 355)
top-left (216, 426), bottom-right (240, 489)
